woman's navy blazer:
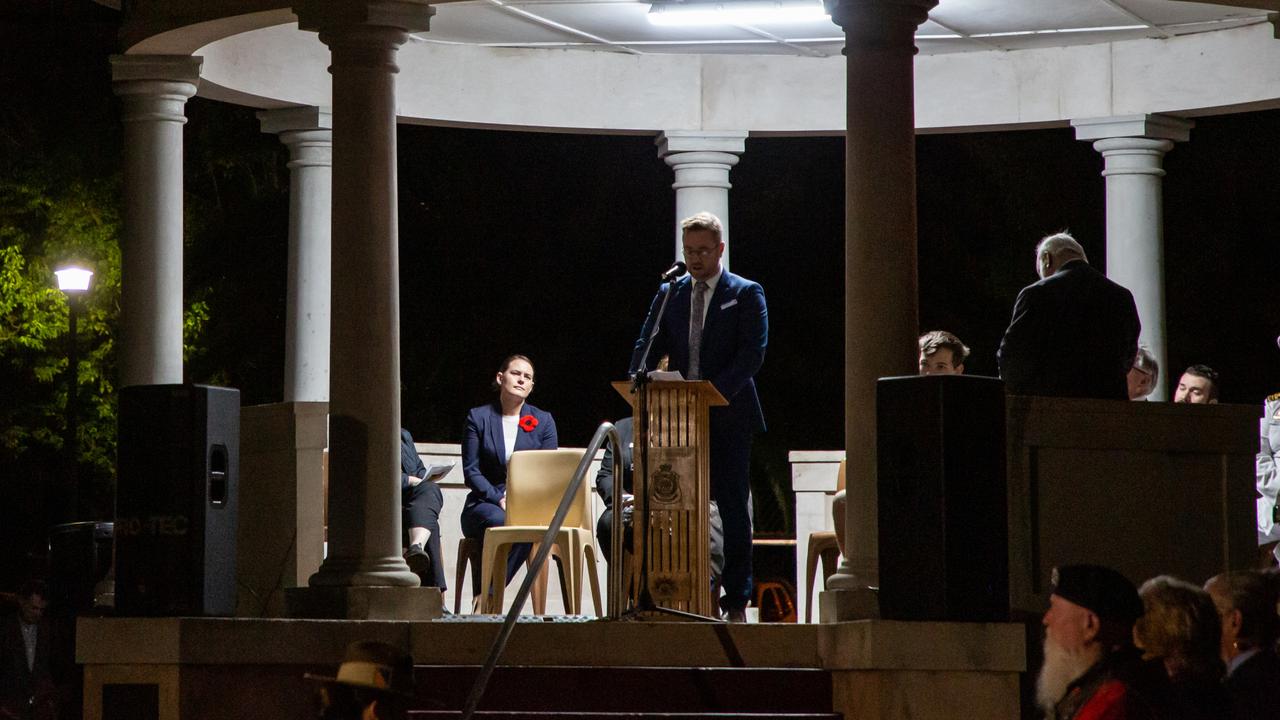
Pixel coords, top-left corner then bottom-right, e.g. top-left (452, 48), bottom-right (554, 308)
top-left (461, 401), bottom-right (558, 509)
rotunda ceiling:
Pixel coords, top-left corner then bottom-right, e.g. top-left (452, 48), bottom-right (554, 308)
top-left (127, 0), bottom-right (1280, 133)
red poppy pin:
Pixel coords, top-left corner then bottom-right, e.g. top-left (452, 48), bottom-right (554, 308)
top-left (519, 415), bottom-right (538, 432)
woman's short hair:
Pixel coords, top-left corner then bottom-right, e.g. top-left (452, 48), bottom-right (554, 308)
top-left (680, 212), bottom-right (723, 242)
top-left (1135, 575), bottom-right (1224, 677)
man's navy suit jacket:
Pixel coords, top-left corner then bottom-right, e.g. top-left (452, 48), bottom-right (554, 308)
top-left (997, 259), bottom-right (1140, 400)
top-left (630, 270), bottom-right (768, 433)
top-left (461, 401), bottom-right (558, 510)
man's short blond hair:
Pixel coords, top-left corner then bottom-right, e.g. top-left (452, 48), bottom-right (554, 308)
top-left (681, 212), bottom-right (723, 242)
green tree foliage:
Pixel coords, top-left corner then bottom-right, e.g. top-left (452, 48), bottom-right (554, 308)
top-left (0, 168), bottom-right (220, 519)
top-left (0, 174), bottom-right (120, 481)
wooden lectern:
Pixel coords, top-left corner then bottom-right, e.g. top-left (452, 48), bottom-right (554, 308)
top-left (612, 380), bottom-right (727, 617)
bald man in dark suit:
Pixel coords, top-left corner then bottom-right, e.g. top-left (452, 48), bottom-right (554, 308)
top-left (998, 232), bottom-right (1139, 400)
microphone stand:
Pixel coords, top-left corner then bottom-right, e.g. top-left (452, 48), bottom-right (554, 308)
top-left (622, 274), bottom-right (717, 623)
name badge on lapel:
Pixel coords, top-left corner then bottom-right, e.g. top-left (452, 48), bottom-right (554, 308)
top-left (719, 299), bottom-right (738, 310)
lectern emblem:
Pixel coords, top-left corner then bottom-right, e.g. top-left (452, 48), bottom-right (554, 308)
top-left (652, 575), bottom-right (678, 599)
top-left (652, 463), bottom-right (681, 504)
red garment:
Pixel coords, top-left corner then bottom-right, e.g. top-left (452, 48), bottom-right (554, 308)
top-left (1075, 676), bottom-right (1136, 717)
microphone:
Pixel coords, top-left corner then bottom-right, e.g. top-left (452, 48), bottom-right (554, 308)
top-left (660, 261), bottom-right (687, 283)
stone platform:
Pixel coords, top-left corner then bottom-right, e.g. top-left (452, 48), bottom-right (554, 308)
top-left (78, 616), bottom-right (1023, 719)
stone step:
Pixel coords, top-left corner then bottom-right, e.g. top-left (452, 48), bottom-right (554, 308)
top-left (413, 665), bottom-right (833, 714)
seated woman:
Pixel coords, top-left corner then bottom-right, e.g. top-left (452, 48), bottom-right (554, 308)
top-left (1133, 575), bottom-right (1230, 720)
top-left (460, 354), bottom-right (558, 589)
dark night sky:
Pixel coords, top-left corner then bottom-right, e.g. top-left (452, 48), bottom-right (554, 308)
top-left (5, 2), bottom-right (1280, 541)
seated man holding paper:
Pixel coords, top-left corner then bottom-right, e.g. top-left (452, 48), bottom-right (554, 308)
top-left (401, 427), bottom-right (452, 589)
top-left (595, 415), bottom-right (726, 588)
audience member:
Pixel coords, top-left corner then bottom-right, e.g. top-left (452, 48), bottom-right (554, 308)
top-left (1261, 380), bottom-right (1280, 568)
top-left (594, 416), bottom-right (634, 561)
top-left (309, 640), bottom-right (414, 720)
top-left (1204, 570), bottom-right (1280, 720)
top-left (1037, 564), bottom-right (1165, 720)
top-left (0, 579), bottom-right (56, 720)
top-left (460, 354), bottom-right (558, 589)
top-left (1133, 575), bottom-right (1229, 720)
top-left (997, 232), bottom-right (1140, 400)
top-left (832, 331), bottom-right (968, 556)
top-left (400, 428), bottom-right (446, 590)
top-left (917, 330), bottom-right (968, 375)
top-left (1127, 346), bottom-right (1159, 401)
top-left (1173, 365), bottom-right (1219, 404)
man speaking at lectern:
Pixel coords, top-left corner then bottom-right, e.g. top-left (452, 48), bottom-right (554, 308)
top-left (629, 211), bottom-right (768, 622)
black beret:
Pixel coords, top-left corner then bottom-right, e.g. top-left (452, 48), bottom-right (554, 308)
top-left (1050, 564), bottom-right (1143, 625)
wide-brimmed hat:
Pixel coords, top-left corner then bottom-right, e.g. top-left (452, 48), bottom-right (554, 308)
top-left (305, 640), bottom-right (415, 698)
top-left (1049, 564), bottom-right (1143, 626)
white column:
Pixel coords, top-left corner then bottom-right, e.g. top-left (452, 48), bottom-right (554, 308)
top-left (295, 0), bottom-right (433, 588)
top-left (259, 107), bottom-right (333, 403)
top-left (1072, 114), bottom-right (1193, 401)
top-left (657, 131), bottom-right (747, 269)
top-left (109, 55), bottom-right (202, 388)
top-left (822, 0), bottom-right (936, 622)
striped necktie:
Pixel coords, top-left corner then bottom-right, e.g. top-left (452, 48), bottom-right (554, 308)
top-left (688, 281), bottom-right (708, 380)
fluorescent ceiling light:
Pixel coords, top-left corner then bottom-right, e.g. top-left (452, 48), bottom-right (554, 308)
top-left (972, 24), bottom-right (1144, 38)
top-left (648, 1), bottom-right (830, 26)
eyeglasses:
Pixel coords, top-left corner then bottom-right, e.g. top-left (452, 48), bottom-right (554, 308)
top-left (683, 246), bottom-right (718, 258)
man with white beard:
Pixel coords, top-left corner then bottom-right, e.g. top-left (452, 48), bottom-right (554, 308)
top-left (1038, 564), bottom-right (1167, 720)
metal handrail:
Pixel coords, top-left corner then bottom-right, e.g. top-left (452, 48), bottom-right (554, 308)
top-left (459, 420), bottom-right (623, 720)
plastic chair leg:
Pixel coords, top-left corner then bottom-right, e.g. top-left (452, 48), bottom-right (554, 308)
top-left (480, 542), bottom-right (511, 614)
top-left (551, 546), bottom-right (571, 613)
top-left (454, 540), bottom-right (468, 616)
top-left (529, 543), bottom-right (550, 615)
top-left (804, 537), bottom-right (821, 623)
top-left (455, 537), bottom-right (481, 615)
top-left (584, 542), bottom-right (603, 617)
top-left (820, 547), bottom-right (840, 588)
top-left (563, 536), bottom-right (582, 615)
top-left (478, 541), bottom-right (496, 614)
top-left (573, 540), bottom-right (587, 616)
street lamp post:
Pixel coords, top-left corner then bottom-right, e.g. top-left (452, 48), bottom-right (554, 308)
top-left (55, 266), bottom-right (93, 520)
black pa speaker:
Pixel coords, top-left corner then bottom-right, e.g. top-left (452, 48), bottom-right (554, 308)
top-left (116, 384), bottom-right (239, 616)
top-left (877, 374), bottom-right (1008, 621)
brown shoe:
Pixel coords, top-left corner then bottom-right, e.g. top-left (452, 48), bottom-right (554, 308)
top-left (726, 607), bottom-right (747, 623)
